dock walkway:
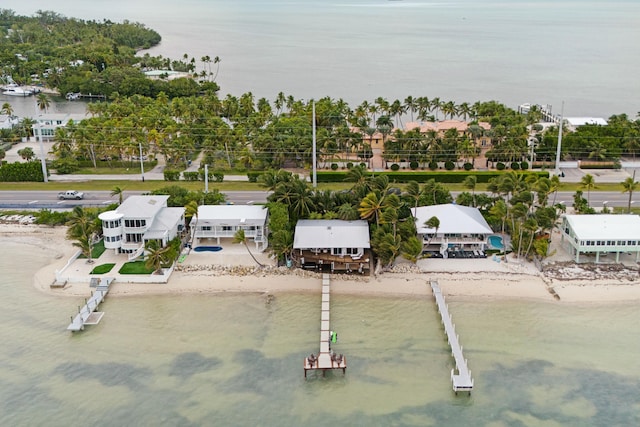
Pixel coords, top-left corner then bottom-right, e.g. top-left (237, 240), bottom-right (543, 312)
top-left (431, 280), bottom-right (474, 393)
top-left (67, 277), bottom-right (113, 332)
top-left (304, 274), bottom-right (346, 377)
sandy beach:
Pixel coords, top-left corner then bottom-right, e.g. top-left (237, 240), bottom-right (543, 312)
top-left (2, 223), bottom-right (640, 304)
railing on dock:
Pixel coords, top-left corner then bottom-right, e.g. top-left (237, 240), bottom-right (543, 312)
top-left (304, 273), bottom-right (346, 377)
top-left (430, 280), bottom-right (474, 394)
top-left (67, 277), bottom-right (114, 332)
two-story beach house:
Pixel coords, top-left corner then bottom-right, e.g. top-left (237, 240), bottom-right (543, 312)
top-left (189, 205), bottom-right (269, 251)
top-left (412, 204), bottom-right (493, 258)
top-left (32, 113), bottom-right (87, 142)
top-left (293, 219), bottom-right (372, 274)
top-left (560, 214), bottom-right (640, 263)
top-left (99, 195), bottom-right (185, 259)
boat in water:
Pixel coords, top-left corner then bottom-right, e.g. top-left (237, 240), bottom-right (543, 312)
top-left (2, 84), bottom-right (35, 97)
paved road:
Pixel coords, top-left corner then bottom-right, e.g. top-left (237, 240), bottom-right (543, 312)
top-left (0, 190), bottom-right (271, 209)
top-left (0, 190), bottom-right (634, 210)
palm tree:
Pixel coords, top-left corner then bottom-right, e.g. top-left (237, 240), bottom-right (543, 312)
top-left (36, 93), bottom-right (50, 113)
top-left (359, 191), bottom-right (385, 225)
top-left (424, 216), bottom-right (440, 246)
top-left (110, 186), bottom-right (125, 205)
top-left (401, 236), bottom-right (423, 263)
top-left (463, 175), bottom-right (477, 207)
top-left (621, 175), bottom-right (638, 213)
top-left (145, 240), bottom-right (172, 274)
top-left (185, 200), bottom-right (199, 248)
top-left (233, 229), bottom-right (264, 267)
top-left (66, 206), bottom-right (101, 263)
top-left (405, 180), bottom-right (423, 208)
top-left (580, 174), bottom-right (596, 207)
top-left (1, 102), bottom-right (14, 117)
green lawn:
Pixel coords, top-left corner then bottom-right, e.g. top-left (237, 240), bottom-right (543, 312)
top-left (118, 261), bottom-right (154, 275)
top-left (90, 263), bottom-right (115, 274)
top-left (78, 239), bottom-right (107, 259)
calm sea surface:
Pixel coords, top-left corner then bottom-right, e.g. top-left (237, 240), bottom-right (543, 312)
top-left (2, 237), bottom-right (640, 425)
top-left (2, 0), bottom-right (639, 117)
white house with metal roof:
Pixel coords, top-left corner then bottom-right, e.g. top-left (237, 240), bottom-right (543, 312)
top-left (293, 219), bottom-right (371, 273)
top-left (99, 195), bottom-right (185, 259)
top-left (190, 205), bottom-right (268, 251)
top-left (412, 204), bottom-right (493, 257)
top-left (560, 214), bottom-right (640, 263)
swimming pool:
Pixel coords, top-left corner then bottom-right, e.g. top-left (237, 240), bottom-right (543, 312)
top-left (194, 246), bottom-right (223, 252)
top-left (488, 235), bottom-right (504, 250)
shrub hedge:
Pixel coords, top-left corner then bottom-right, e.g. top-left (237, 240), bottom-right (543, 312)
top-left (247, 171), bottom-right (262, 182)
top-left (0, 161), bottom-right (45, 181)
top-left (316, 170), bottom-right (549, 184)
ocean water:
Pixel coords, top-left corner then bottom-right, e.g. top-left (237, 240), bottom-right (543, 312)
top-left (2, 237), bottom-right (640, 426)
top-left (2, 0), bottom-right (639, 117)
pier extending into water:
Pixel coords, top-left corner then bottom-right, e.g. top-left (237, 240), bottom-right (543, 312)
top-left (67, 277), bottom-right (113, 332)
top-left (304, 273), bottom-right (346, 377)
top-left (430, 280), bottom-right (474, 394)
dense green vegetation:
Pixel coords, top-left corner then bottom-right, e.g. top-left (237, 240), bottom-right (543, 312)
top-left (0, 9), bottom-right (219, 97)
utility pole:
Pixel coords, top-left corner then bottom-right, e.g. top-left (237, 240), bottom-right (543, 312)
top-left (312, 100), bottom-right (317, 188)
top-left (37, 120), bottom-right (48, 183)
top-left (139, 142), bottom-right (145, 182)
top-left (554, 101), bottom-right (564, 177)
top-left (204, 163), bottom-right (209, 193)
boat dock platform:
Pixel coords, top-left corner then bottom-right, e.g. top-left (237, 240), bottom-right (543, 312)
top-left (430, 281), bottom-right (474, 394)
top-left (304, 273), bottom-right (346, 377)
top-left (67, 277), bottom-right (114, 332)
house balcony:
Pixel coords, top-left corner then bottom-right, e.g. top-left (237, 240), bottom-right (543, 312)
top-left (194, 229), bottom-right (263, 240)
top-left (423, 236), bottom-right (487, 245)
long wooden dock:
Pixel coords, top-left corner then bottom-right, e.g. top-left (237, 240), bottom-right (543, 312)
top-left (67, 277), bottom-right (114, 332)
top-left (430, 281), bottom-right (474, 394)
top-left (304, 274), bottom-right (346, 377)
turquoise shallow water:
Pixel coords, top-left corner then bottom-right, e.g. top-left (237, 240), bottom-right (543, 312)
top-left (3, 0), bottom-right (640, 116)
top-left (1, 237), bottom-right (640, 426)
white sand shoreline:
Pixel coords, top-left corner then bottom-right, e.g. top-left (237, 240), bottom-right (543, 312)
top-left (2, 223), bottom-right (640, 304)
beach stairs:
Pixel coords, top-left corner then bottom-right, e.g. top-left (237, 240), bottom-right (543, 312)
top-left (304, 273), bottom-right (346, 377)
top-left (67, 277), bottom-right (114, 332)
top-left (430, 280), bottom-right (474, 394)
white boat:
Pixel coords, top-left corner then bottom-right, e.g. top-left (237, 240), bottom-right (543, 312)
top-left (2, 84), bottom-right (34, 96)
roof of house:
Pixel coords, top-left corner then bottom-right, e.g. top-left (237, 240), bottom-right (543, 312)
top-left (194, 205), bottom-right (268, 227)
top-left (117, 195), bottom-right (170, 219)
top-left (564, 214), bottom-right (640, 240)
top-left (35, 113), bottom-right (87, 123)
top-left (293, 220), bottom-right (371, 249)
top-left (412, 204), bottom-right (493, 235)
top-left (145, 207), bottom-right (184, 239)
top-left (565, 117), bottom-right (608, 127)
top-left (404, 120), bottom-right (491, 134)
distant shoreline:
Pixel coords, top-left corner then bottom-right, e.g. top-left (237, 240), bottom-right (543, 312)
top-left (1, 223), bottom-right (639, 304)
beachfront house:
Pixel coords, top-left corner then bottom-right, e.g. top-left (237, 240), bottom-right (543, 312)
top-left (293, 219), bottom-right (371, 274)
top-left (32, 113), bottom-right (87, 142)
top-left (99, 195), bottom-right (185, 260)
top-left (412, 204), bottom-right (493, 258)
top-left (560, 214), bottom-right (640, 263)
top-left (189, 205), bottom-right (268, 251)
